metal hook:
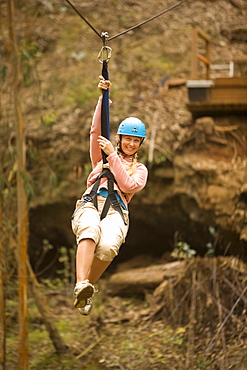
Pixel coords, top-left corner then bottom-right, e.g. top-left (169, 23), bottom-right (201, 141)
top-left (98, 46), bottom-right (112, 63)
top-left (98, 31), bottom-right (112, 63)
top-left (101, 31), bottom-right (109, 45)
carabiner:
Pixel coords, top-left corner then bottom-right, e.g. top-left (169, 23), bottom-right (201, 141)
top-left (98, 45), bottom-right (112, 63)
top-left (98, 31), bottom-right (112, 63)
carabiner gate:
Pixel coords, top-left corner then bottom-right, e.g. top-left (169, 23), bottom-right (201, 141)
top-left (98, 45), bottom-right (112, 63)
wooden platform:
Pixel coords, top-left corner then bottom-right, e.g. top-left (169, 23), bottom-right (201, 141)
top-left (186, 77), bottom-right (247, 117)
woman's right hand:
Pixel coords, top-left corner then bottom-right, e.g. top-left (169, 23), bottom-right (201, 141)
top-left (98, 75), bottom-right (112, 92)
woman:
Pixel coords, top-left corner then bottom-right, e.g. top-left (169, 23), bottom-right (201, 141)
top-left (71, 76), bottom-right (148, 315)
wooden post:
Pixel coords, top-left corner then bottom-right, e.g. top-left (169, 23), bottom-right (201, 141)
top-left (7, 1), bottom-right (29, 369)
top-left (191, 26), bottom-right (198, 79)
top-left (205, 37), bottom-right (210, 80)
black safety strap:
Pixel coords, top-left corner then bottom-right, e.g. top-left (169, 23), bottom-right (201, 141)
top-left (100, 170), bottom-right (126, 223)
top-left (101, 60), bottom-right (110, 163)
top-left (92, 57), bottom-right (126, 224)
top-left (72, 59), bottom-right (126, 224)
top-left (71, 167), bottom-right (127, 224)
top-left (72, 38), bottom-right (127, 224)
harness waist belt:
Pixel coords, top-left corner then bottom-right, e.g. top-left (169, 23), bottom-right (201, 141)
top-left (71, 167), bottom-right (127, 225)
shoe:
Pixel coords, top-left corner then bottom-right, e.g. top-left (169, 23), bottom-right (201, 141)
top-left (78, 297), bottom-right (94, 316)
top-left (73, 280), bottom-right (94, 308)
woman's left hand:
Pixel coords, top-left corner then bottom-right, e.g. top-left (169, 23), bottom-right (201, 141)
top-left (98, 136), bottom-right (115, 156)
top-left (98, 75), bottom-right (112, 92)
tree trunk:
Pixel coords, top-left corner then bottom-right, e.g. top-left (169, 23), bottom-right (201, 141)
top-left (7, 1), bottom-right (29, 369)
top-left (0, 195), bottom-right (6, 369)
top-left (0, 1), bottom-right (6, 367)
top-left (27, 260), bottom-right (69, 354)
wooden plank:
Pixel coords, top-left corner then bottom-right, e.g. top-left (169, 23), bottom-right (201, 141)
top-left (197, 53), bottom-right (210, 66)
top-left (186, 102), bottom-right (247, 114)
top-left (214, 77), bottom-right (247, 87)
top-left (195, 26), bottom-right (211, 42)
top-left (211, 87), bottom-right (247, 104)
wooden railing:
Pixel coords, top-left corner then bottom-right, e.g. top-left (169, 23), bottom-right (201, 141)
top-left (191, 26), bottom-right (211, 80)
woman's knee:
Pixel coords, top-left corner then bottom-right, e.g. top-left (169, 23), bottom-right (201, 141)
top-left (95, 243), bottom-right (119, 262)
top-left (76, 224), bottom-right (101, 246)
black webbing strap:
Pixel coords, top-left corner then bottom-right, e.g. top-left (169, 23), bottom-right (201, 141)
top-left (93, 59), bottom-right (127, 224)
top-left (76, 167), bottom-right (127, 225)
top-left (100, 170), bottom-right (127, 224)
top-left (71, 55), bottom-right (127, 224)
top-left (101, 60), bottom-right (110, 164)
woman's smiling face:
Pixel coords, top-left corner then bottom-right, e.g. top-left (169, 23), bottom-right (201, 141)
top-left (119, 135), bottom-right (142, 156)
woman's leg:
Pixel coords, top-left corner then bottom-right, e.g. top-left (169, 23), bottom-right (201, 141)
top-left (76, 238), bottom-right (96, 283)
top-left (88, 256), bottom-right (111, 285)
top-left (88, 207), bottom-right (129, 285)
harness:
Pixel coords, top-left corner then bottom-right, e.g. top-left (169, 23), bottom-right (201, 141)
top-left (72, 36), bottom-right (127, 224)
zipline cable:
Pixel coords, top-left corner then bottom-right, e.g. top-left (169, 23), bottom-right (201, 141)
top-left (64, 0), bottom-right (101, 39)
top-left (64, 0), bottom-right (189, 42)
top-left (108, 0), bottom-right (189, 41)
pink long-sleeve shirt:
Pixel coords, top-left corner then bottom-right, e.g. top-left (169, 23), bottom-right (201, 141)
top-left (82, 97), bottom-right (148, 208)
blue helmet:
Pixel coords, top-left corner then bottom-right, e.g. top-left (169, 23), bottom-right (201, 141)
top-left (117, 117), bottom-right (146, 138)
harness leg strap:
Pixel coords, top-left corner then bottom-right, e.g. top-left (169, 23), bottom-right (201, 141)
top-left (100, 171), bottom-right (127, 225)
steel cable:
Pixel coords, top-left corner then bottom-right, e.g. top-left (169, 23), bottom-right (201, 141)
top-left (64, 0), bottom-right (189, 42)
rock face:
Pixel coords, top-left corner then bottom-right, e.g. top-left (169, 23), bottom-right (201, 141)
top-left (173, 150), bottom-right (247, 241)
top-left (173, 115), bottom-right (247, 244)
top-left (127, 113), bottom-right (247, 261)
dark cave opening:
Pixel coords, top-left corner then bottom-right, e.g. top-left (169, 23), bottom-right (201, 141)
top-left (28, 200), bottom-right (247, 280)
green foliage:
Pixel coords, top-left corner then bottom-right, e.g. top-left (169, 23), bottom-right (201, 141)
top-left (0, 64), bottom-right (8, 84)
top-left (40, 243), bottom-right (75, 290)
top-left (20, 39), bottom-right (40, 87)
top-left (21, 170), bottom-right (35, 200)
top-left (205, 226), bottom-right (216, 257)
top-left (29, 352), bottom-right (60, 370)
top-left (57, 246), bottom-right (75, 287)
top-left (205, 242), bottom-right (215, 257)
top-left (171, 227), bottom-right (217, 260)
top-left (40, 277), bottom-right (65, 291)
top-left (108, 325), bottom-right (186, 369)
top-left (0, 174), bottom-right (5, 192)
top-left (27, 139), bottom-right (39, 166)
top-left (66, 78), bottom-right (98, 109)
top-left (197, 354), bottom-right (212, 369)
top-left (171, 241), bottom-right (197, 260)
top-left (153, 152), bottom-right (172, 165)
top-left (48, 170), bottom-right (58, 189)
top-left (40, 112), bottom-right (57, 128)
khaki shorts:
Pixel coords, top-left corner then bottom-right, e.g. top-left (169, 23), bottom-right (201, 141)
top-left (71, 199), bottom-right (129, 262)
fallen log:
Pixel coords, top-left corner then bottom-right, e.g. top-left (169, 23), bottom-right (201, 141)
top-left (108, 260), bottom-right (187, 295)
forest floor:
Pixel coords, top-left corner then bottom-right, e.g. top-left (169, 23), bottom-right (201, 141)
top-left (5, 256), bottom-right (247, 370)
top-left (6, 287), bottom-right (213, 370)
